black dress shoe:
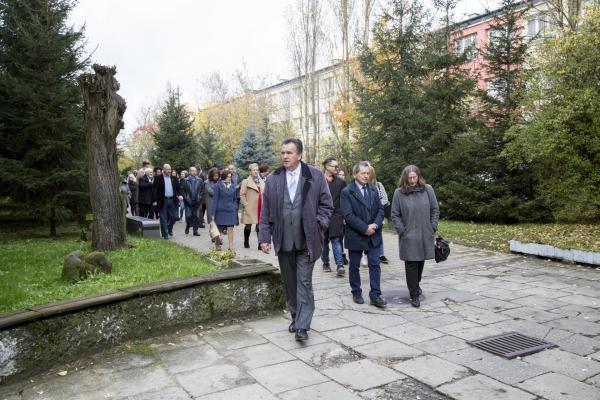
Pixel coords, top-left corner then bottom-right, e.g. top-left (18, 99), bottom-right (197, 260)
top-left (417, 287), bottom-right (423, 297)
top-left (379, 255), bottom-right (389, 264)
top-left (199, 224), bottom-right (205, 228)
top-left (168, 231), bottom-right (173, 236)
top-left (288, 322), bottom-right (296, 333)
top-left (336, 265), bottom-right (345, 277)
top-left (322, 263), bottom-right (331, 272)
top-left (411, 297), bottom-right (421, 308)
top-left (184, 227), bottom-right (189, 235)
top-left (193, 232), bottom-right (200, 236)
top-left (342, 254), bottom-right (349, 265)
top-left (352, 295), bottom-right (364, 304)
top-left (370, 296), bottom-right (387, 308)
top-left (295, 329), bottom-right (308, 341)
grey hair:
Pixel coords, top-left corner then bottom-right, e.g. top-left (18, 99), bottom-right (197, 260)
top-left (352, 161), bottom-right (371, 175)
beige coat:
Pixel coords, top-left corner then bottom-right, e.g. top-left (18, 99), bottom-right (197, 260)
top-left (240, 176), bottom-right (265, 225)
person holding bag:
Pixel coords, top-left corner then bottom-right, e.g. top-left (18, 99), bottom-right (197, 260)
top-left (240, 163), bottom-right (265, 250)
top-left (390, 165), bottom-right (439, 308)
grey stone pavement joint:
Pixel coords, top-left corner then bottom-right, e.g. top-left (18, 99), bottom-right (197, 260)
top-left (2, 223), bottom-right (600, 400)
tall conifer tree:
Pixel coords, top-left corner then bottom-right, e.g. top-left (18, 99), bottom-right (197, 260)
top-left (0, 0), bottom-right (88, 235)
top-left (151, 87), bottom-right (198, 172)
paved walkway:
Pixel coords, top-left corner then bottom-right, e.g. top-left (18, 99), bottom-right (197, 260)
top-left (2, 221), bottom-right (600, 399)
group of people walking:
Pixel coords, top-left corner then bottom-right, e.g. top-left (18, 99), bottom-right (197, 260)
top-left (122, 137), bottom-right (439, 343)
top-left (258, 138), bottom-right (439, 342)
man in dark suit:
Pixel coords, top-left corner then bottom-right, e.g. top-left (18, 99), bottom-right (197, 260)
top-left (152, 163), bottom-right (182, 239)
top-left (181, 166), bottom-right (204, 236)
top-left (259, 138), bottom-right (333, 342)
top-left (340, 161), bottom-right (387, 308)
top-left (137, 168), bottom-right (154, 218)
top-left (321, 157), bottom-right (346, 276)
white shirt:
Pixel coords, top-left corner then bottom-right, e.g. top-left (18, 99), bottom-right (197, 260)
top-left (286, 162), bottom-right (302, 202)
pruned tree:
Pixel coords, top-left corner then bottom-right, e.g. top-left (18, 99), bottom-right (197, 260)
top-left (79, 65), bottom-right (127, 251)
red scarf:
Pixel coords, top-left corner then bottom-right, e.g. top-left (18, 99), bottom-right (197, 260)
top-left (257, 184), bottom-right (262, 222)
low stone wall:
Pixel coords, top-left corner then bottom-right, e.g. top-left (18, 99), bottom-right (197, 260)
top-left (509, 240), bottom-right (600, 266)
top-left (0, 263), bottom-right (285, 383)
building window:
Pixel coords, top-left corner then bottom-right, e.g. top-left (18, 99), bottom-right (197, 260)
top-left (292, 87), bottom-right (302, 105)
top-left (323, 77), bottom-right (334, 98)
top-left (527, 15), bottom-right (556, 38)
top-left (455, 34), bottom-right (478, 60)
top-left (280, 91), bottom-right (290, 107)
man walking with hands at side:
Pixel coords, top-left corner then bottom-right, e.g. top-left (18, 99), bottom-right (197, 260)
top-left (341, 161), bottom-right (387, 308)
top-left (259, 138), bottom-right (333, 342)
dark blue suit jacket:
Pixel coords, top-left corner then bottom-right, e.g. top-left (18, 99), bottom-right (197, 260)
top-left (341, 181), bottom-right (384, 251)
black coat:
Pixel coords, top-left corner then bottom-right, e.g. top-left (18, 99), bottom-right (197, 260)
top-left (181, 176), bottom-right (205, 206)
top-left (152, 175), bottom-right (181, 209)
top-left (341, 182), bottom-right (384, 251)
top-left (137, 176), bottom-right (153, 205)
top-left (325, 175), bottom-right (346, 237)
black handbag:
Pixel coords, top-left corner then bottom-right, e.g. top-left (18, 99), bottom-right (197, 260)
top-left (435, 236), bottom-right (450, 263)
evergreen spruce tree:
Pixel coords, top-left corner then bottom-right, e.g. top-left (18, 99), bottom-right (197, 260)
top-left (233, 126), bottom-right (260, 170)
top-left (0, 0), bottom-right (88, 236)
top-left (255, 116), bottom-right (276, 167)
top-left (151, 87), bottom-right (198, 172)
top-left (466, 0), bottom-right (547, 222)
top-left (197, 121), bottom-right (228, 169)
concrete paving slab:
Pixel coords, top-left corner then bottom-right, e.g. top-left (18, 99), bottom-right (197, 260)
top-left (557, 294), bottom-right (600, 308)
top-left (278, 381), bottom-right (362, 400)
top-left (415, 313), bottom-right (464, 329)
top-left (289, 341), bottom-right (356, 367)
top-left (354, 339), bottom-right (424, 361)
top-left (449, 325), bottom-right (503, 341)
top-left (122, 386), bottom-right (191, 400)
top-left (413, 335), bottom-right (470, 354)
top-left (487, 318), bottom-right (552, 338)
top-left (435, 320), bottom-right (482, 333)
top-left (548, 332), bottom-right (600, 356)
top-left (360, 379), bottom-right (451, 400)
top-left (337, 309), bottom-right (407, 330)
top-left (157, 344), bottom-right (222, 374)
top-left (466, 355), bottom-right (549, 384)
top-left (587, 373), bottom-right (600, 388)
top-left (500, 306), bottom-right (565, 323)
top-left (438, 374), bottom-right (536, 400)
top-left (226, 342), bottom-right (296, 369)
top-left (243, 315), bottom-right (291, 334)
top-left (203, 325), bottom-right (268, 350)
top-left (466, 298), bottom-right (521, 312)
top-left (175, 364), bottom-right (253, 397)
top-left (380, 322), bottom-right (444, 344)
top-left (524, 348), bottom-right (600, 380)
top-left (195, 383), bottom-right (278, 400)
top-left (309, 314), bottom-right (356, 332)
top-left (513, 295), bottom-right (568, 310)
top-left (263, 329), bottom-right (330, 350)
top-left (248, 360), bottom-right (329, 394)
top-left (321, 325), bottom-right (387, 348)
top-left (393, 355), bottom-right (470, 387)
top-left (546, 316), bottom-right (600, 336)
top-left (518, 372), bottom-right (600, 400)
top-left (321, 359), bottom-right (405, 391)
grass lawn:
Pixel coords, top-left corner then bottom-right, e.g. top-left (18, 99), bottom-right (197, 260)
top-left (436, 220), bottom-right (600, 253)
top-left (0, 224), bottom-right (220, 315)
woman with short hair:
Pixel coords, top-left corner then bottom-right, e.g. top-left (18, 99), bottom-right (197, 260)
top-left (240, 163), bottom-right (265, 249)
top-left (211, 169), bottom-right (239, 252)
top-left (391, 165), bottom-right (440, 308)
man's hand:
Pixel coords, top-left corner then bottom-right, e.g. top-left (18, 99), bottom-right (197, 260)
top-left (152, 201), bottom-right (157, 207)
top-left (365, 224), bottom-right (377, 236)
top-left (178, 195), bottom-right (183, 201)
top-left (260, 243), bottom-right (271, 254)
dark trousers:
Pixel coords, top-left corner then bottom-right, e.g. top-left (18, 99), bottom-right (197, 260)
top-left (139, 204), bottom-right (152, 218)
top-left (159, 198), bottom-right (178, 238)
top-left (348, 244), bottom-right (382, 299)
top-left (201, 203), bottom-right (207, 223)
top-left (405, 261), bottom-right (425, 299)
top-left (185, 201), bottom-right (201, 233)
top-left (277, 249), bottom-right (315, 330)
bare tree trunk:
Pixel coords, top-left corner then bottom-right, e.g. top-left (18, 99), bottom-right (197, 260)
top-left (79, 64), bottom-right (127, 252)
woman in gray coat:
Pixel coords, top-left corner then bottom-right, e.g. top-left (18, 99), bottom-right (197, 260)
top-left (391, 165), bottom-right (439, 308)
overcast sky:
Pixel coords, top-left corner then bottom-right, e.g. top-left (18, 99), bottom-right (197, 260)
top-left (69, 0), bottom-right (499, 136)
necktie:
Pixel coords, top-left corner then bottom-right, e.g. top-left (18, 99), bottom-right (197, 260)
top-left (288, 172), bottom-right (297, 202)
top-left (362, 185), bottom-right (368, 199)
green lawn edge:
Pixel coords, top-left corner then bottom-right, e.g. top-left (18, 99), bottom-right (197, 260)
top-left (0, 231), bottom-right (220, 315)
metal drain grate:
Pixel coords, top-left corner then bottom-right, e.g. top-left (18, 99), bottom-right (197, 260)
top-left (468, 332), bottom-right (556, 359)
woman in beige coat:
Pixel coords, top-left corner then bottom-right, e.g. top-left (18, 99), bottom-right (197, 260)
top-left (240, 163), bottom-right (265, 249)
